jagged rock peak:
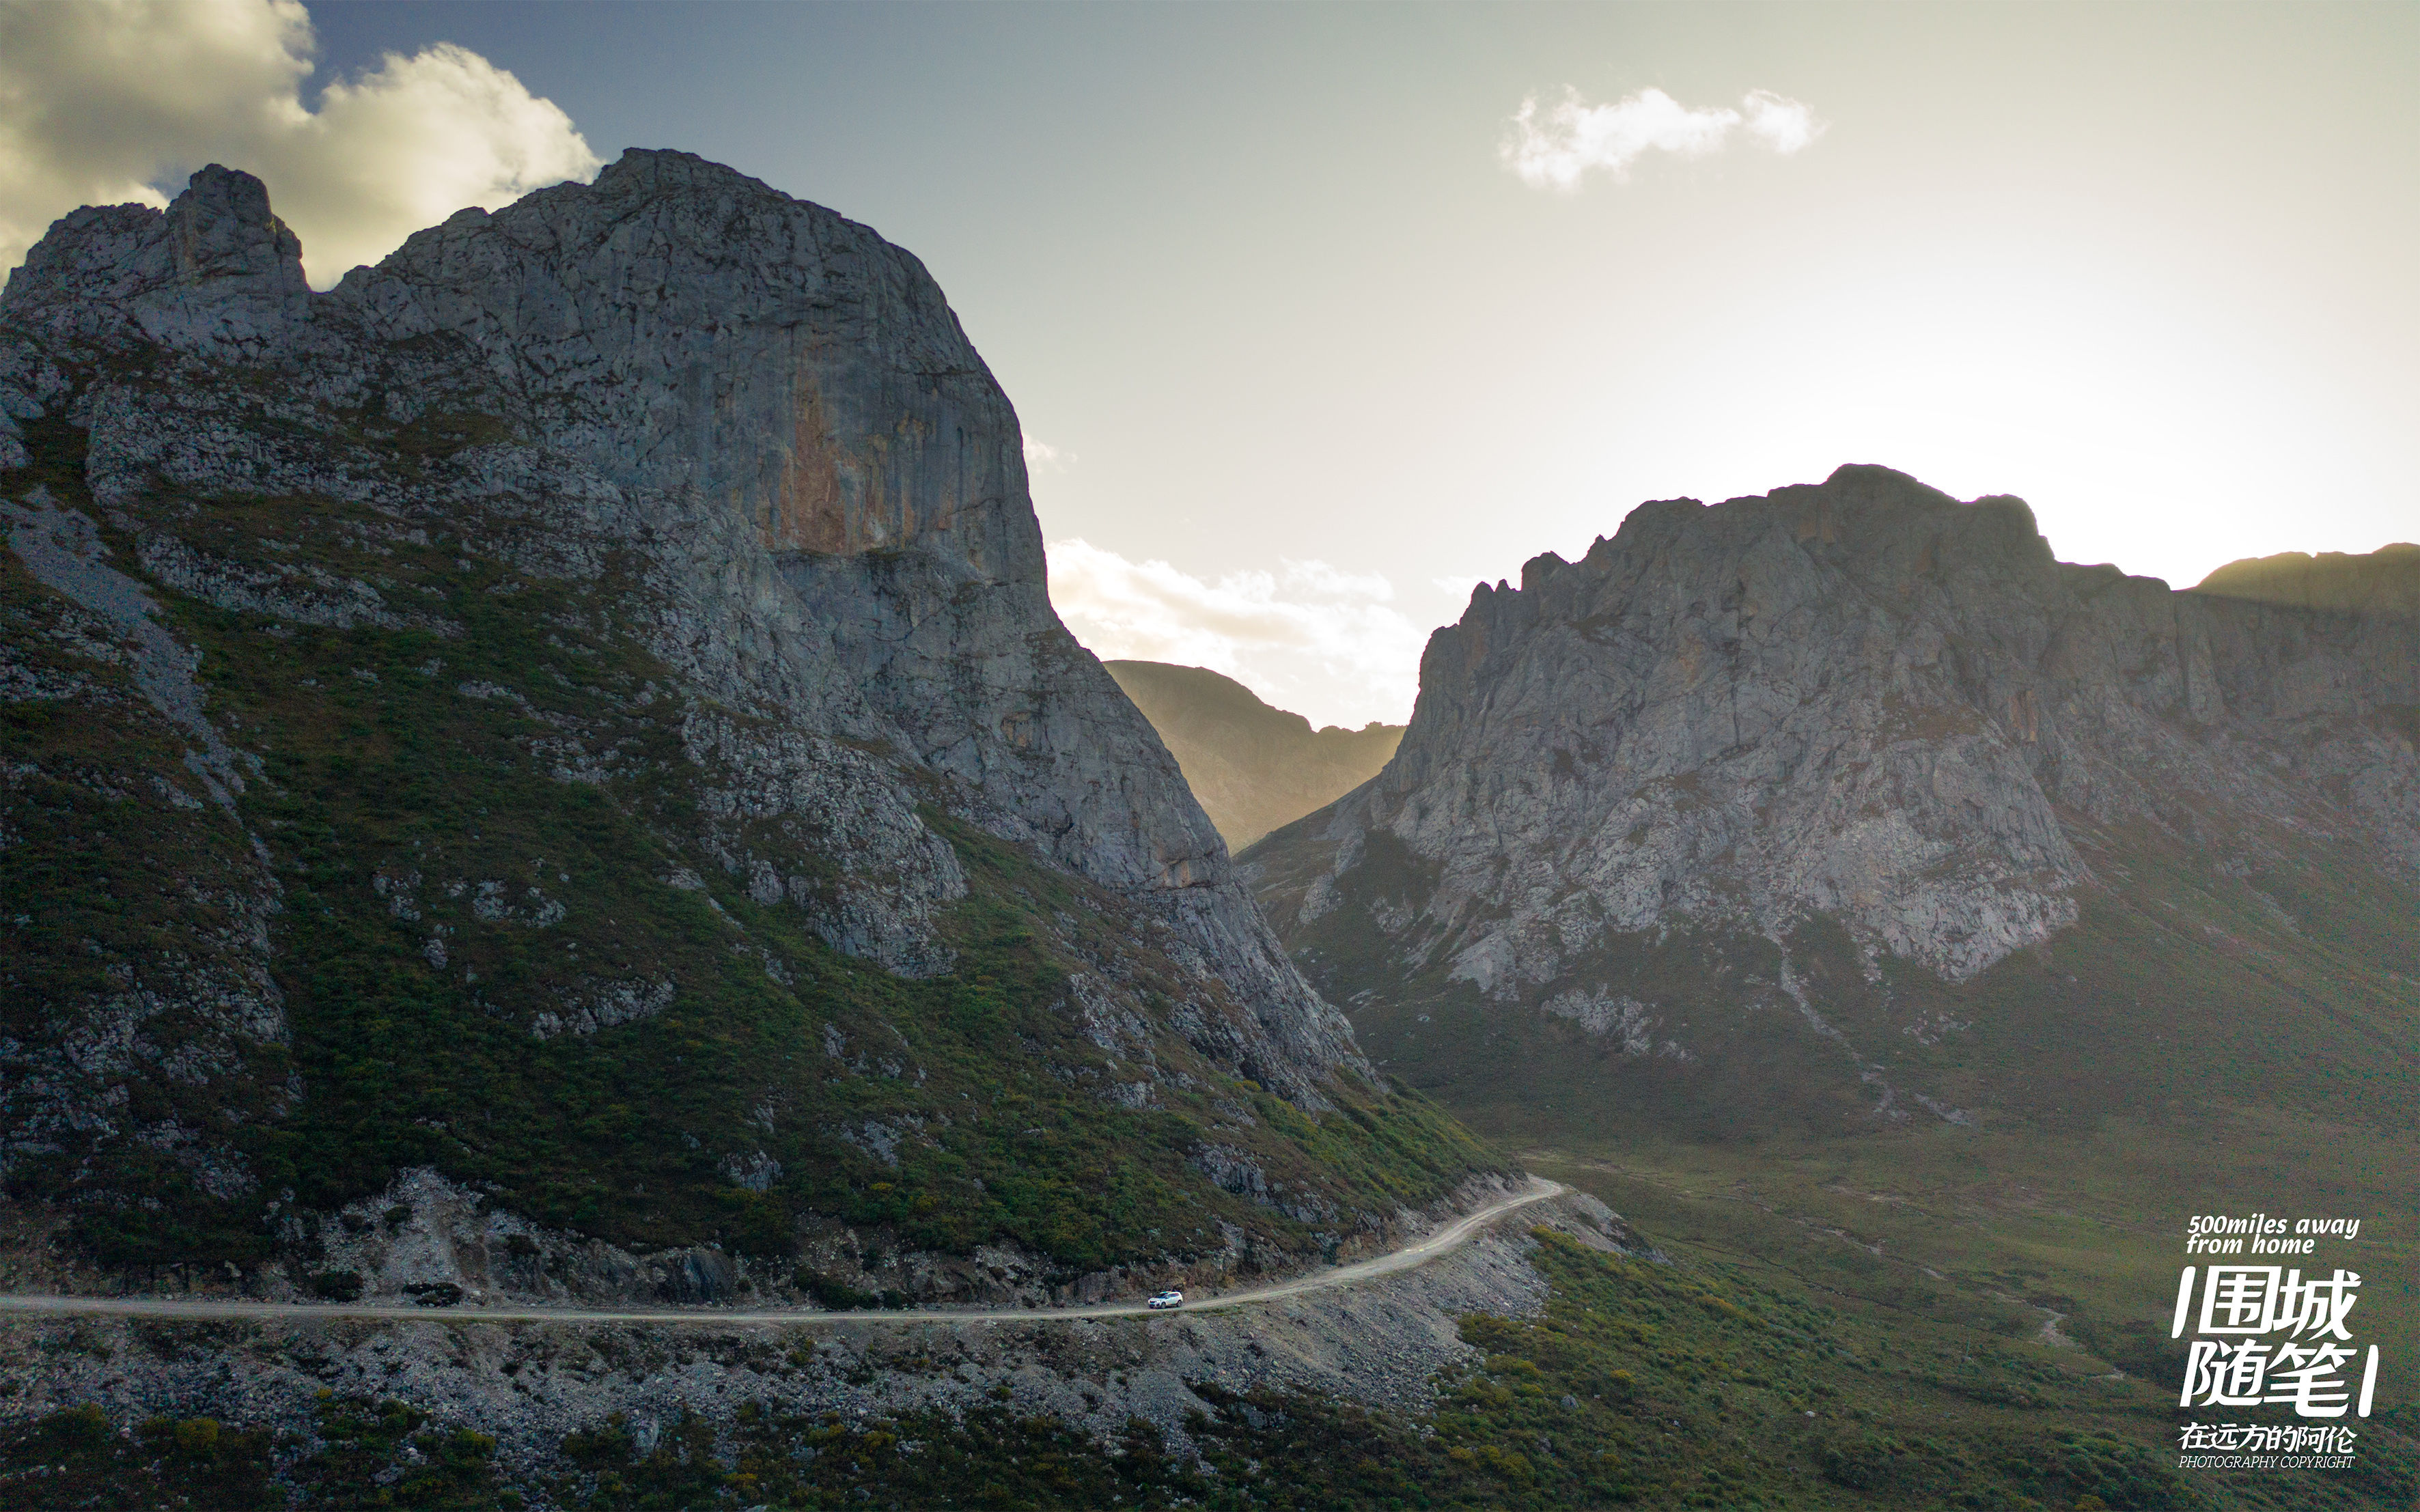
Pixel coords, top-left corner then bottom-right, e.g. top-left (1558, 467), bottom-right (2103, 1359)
top-left (5, 150), bottom-right (1021, 579)
top-left (1466, 464), bottom-right (2058, 614)
top-left (1, 163), bottom-right (311, 343)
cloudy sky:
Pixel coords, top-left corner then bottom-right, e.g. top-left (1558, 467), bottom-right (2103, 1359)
top-left (3, 2), bottom-right (2414, 727)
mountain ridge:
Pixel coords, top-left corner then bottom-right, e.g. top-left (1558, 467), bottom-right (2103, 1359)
top-left (1101, 659), bottom-right (1402, 851)
top-left (2195, 540), bottom-right (2420, 619)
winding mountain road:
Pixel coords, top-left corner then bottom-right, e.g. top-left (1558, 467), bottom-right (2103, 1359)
top-left (0, 1180), bottom-right (1566, 1328)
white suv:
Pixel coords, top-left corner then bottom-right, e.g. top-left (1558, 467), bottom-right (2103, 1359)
top-left (1147, 1289), bottom-right (1184, 1310)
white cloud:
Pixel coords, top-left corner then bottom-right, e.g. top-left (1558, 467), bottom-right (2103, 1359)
top-left (1046, 539), bottom-right (1431, 729)
top-left (1023, 436), bottom-right (1073, 471)
top-left (0, 0), bottom-right (599, 287)
top-left (1740, 89), bottom-right (1823, 155)
top-left (1503, 85), bottom-right (1824, 191)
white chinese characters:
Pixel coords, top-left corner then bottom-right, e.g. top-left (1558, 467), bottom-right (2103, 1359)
top-left (2172, 1266), bottom-right (2381, 1418)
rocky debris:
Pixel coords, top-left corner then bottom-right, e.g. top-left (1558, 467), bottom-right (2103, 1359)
top-left (135, 528), bottom-right (455, 638)
top-left (0, 487), bottom-right (289, 1206)
top-left (527, 977), bottom-right (676, 1041)
top-left (1538, 988), bottom-right (1662, 1056)
top-left (1190, 1145), bottom-right (1344, 1227)
top-left (680, 712), bottom-right (966, 979)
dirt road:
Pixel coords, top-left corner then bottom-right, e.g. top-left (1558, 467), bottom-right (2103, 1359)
top-left (0, 1179), bottom-right (1566, 1328)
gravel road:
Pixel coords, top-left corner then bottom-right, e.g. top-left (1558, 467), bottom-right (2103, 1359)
top-left (0, 1179), bottom-right (1566, 1328)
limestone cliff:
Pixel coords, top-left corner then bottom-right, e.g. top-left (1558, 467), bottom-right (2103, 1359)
top-left (1102, 660), bottom-right (1403, 850)
top-left (0, 156), bottom-right (1484, 1302)
top-left (1245, 466), bottom-right (2420, 1137)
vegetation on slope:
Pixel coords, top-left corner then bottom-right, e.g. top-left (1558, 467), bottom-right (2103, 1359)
top-left (1242, 790), bottom-right (2420, 1410)
top-left (0, 405), bottom-right (1494, 1288)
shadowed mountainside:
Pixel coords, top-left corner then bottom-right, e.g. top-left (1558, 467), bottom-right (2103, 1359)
top-left (1102, 660), bottom-right (1403, 851)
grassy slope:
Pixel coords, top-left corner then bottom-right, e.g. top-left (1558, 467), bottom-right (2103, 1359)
top-left (0, 406), bottom-right (1494, 1286)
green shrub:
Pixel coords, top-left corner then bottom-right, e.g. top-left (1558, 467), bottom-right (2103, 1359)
top-left (794, 1269), bottom-right (902, 1310)
top-left (309, 1269), bottom-right (364, 1301)
top-left (173, 1417), bottom-right (221, 1457)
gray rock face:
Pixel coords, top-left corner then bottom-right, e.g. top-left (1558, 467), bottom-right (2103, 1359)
top-left (1251, 465), bottom-right (2420, 1013)
top-left (0, 152), bottom-right (1357, 1099)
top-left (2, 165), bottom-right (311, 351)
top-left (3, 150), bottom-right (1386, 1251)
top-left (316, 152), bottom-right (1358, 1082)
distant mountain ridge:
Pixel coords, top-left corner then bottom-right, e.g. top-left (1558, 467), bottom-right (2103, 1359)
top-left (2195, 541), bottom-right (2420, 619)
top-left (1103, 660), bottom-right (1403, 851)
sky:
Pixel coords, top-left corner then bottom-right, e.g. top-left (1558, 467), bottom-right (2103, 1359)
top-left (3, 2), bottom-right (2415, 728)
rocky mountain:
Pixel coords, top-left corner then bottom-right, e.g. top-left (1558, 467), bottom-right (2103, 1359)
top-left (1244, 465), bottom-right (2420, 1142)
top-left (0, 154), bottom-right (1496, 1306)
top-left (4, 180), bottom-right (2406, 1512)
top-left (1102, 660), bottom-right (1403, 851)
